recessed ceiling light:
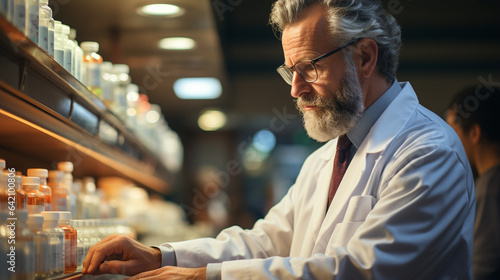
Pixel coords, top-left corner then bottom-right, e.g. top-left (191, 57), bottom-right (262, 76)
top-left (138, 4), bottom-right (184, 17)
top-left (173, 77), bottom-right (222, 99)
top-left (158, 37), bottom-right (196, 50)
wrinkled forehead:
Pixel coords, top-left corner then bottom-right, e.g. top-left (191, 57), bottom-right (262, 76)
top-left (281, 4), bottom-right (333, 55)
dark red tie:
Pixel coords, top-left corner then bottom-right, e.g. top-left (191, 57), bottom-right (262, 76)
top-left (327, 135), bottom-right (352, 209)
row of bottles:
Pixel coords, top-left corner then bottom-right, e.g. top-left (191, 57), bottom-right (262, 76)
top-left (1, 1), bottom-right (183, 173)
top-left (1, 159), bottom-right (135, 279)
top-left (0, 159), bottom-right (113, 219)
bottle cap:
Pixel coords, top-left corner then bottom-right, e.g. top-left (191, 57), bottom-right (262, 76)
top-left (22, 176), bottom-right (40, 186)
top-left (57, 161), bottom-right (74, 173)
top-left (27, 168), bottom-right (49, 178)
top-left (27, 214), bottom-right (44, 226)
top-left (0, 159), bottom-right (5, 169)
top-left (59, 211), bottom-right (72, 221)
top-left (40, 0), bottom-right (49, 4)
top-left (41, 211), bottom-right (60, 221)
top-left (69, 28), bottom-right (76, 40)
top-left (48, 170), bottom-right (64, 182)
top-left (81, 41), bottom-right (99, 52)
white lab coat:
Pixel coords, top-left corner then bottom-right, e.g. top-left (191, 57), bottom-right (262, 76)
top-left (168, 82), bottom-right (475, 279)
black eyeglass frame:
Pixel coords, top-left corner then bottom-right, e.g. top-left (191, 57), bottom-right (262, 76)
top-left (276, 40), bottom-right (358, 85)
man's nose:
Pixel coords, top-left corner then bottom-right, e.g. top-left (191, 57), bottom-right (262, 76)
top-left (290, 73), bottom-right (312, 98)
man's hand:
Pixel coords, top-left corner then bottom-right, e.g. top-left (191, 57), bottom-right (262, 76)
top-left (82, 234), bottom-right (162, 276)
top-left (127, 266), bottom-right (207, 280)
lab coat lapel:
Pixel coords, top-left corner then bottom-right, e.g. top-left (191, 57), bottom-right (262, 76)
top-left (307, 139), bottom-right (337, 247)
top-left (311, 82), bottom-right (419, 254)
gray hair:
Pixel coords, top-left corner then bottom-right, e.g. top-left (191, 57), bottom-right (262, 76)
top-left (270, 0), bottom-right (402, 83)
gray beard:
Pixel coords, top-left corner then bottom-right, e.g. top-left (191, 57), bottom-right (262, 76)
top-left (296, 56), bottom-right (364, 142)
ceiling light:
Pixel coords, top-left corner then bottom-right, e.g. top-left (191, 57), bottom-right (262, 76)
top-left (138, 4), bottom-right (184, 17)
top-left (158, 37), bottom-right (196, 50)
top-left (198, 109), bottom-right (226, 131)
top-left (174, 77), bottom-right (222, 99)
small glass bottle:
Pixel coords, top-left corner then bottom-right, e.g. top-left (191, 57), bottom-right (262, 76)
top-left (27, 169), bottom-right (52, 211)
top-left (13, 0), bottom-right (26, 33)
top-left (26, 0), bottom-right (38, 44)
top-left (41, 211), bottom-right (64, 277)
top-left (61, 24), bottom-right (74, 74)
top-left (57, 162), bottom-right (76, 218)
top-left (71, 219), bottom-right (88, 271)
top-left (14, 175), bottom-right (26, 210)
top-left (101, 61), bottom-right (114, 107)
top-left (48, 170), bottom-right (68, 211)
top-left (22, 176), bottom-right (45, 215)
top-left (0, 160), bottom-right (8, 214)
top-left (69, 28), bottom-right (83, 81)
top-left (53, 20), bottom-right (65, 66)
top-left (47, 14), bottom-right (54, 56)
top-left (14, 210), bottom-right (36, 280)
top-left (58, 211), bottom-right (77, 273)
top-left (81, 41), bottom-right (103, 98)
top-left (38, 0), bottom-right (51, 52)
top-left (27, 214), bottom-right (50, 279)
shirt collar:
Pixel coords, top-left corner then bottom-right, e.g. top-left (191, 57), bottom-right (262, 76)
top-left (347, 79), bottom-right (402, 149)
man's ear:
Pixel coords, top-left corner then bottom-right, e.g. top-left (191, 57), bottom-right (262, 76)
top-left (356, 38), bottom-right (378, 79)
top-left (469, 124), bottom-right (482, 145)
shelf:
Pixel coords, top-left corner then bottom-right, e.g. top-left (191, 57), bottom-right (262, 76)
top-left (0, 16), bottom-right (171, 194)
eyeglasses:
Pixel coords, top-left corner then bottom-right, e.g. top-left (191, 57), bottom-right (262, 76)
top-left (276, 41), bottom-right (356, 85)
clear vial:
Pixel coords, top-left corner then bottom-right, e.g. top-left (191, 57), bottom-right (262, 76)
top-left (38, 0), bottom-right (51, 52)
top-left (58, 211), bottom-right (77, 273)
top-left (71, 219), bottom-right (89, 271)
top-left (13, 0), bottom-right (26, 33)
top-left (14, 210), bottom-right (36, 280)
top-left (48, 170), bottom-right (68, 211)
top-left (57, 162), bottom-right (76, 218)
top-left (41, 211), bottom-right (64, 277)
top-left (101, 61), bottom-right (114, 107)
top-left (27, 214), bottom-right (50, 279)
top-left (14, 175), bottom-right (27, 211)
top-left (61, 24), bottom-right (74, 74)
top-left (0, 161), bottom-right (8, 214)
top-left (22, 177), bottom-right (45, 215)
top-left (26, 0), bottom-right (38, 44)
top-left (48, 17), bottom-right (54, 56)
top-left (69, 28), bottom-right (83, 81)
top-left (53, 20), bottom-right (64, 67)
top-left (27, 169), bottom-right (52, 211)
top-left (81, 41), bottom-right (103, 98)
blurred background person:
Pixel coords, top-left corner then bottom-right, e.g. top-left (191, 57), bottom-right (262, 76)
top-left (446, 85), bottom-right (500, 280)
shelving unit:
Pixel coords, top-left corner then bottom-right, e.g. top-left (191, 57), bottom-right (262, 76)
top-left (0, 16), bottom-right (171, 194)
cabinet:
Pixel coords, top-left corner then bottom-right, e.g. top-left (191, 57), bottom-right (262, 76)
top-left (0, 16), bottom-right (171, 194)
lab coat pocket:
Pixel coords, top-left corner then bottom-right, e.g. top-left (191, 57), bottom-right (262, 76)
top-left (328, 195), bottom-right (376, 250)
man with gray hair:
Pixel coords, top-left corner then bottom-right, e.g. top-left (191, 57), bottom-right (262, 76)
top-left (82, 1), bottom-right (475, 279)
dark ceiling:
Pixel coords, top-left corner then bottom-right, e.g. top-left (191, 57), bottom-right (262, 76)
top-left (53, 0), bottom-right (500, 134)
